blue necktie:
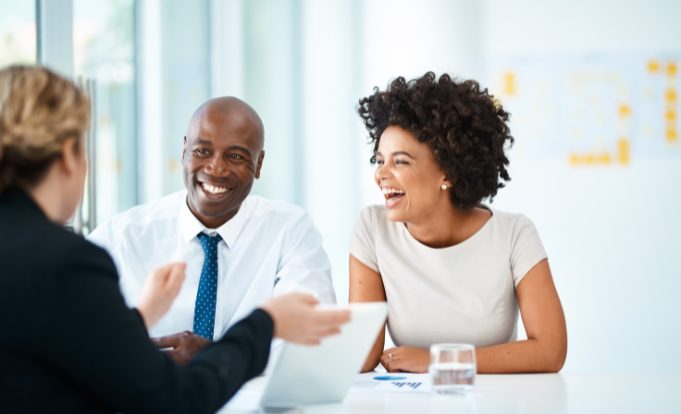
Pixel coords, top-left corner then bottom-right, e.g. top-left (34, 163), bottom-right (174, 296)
top-left (193, 233), bottom-right (222, 340)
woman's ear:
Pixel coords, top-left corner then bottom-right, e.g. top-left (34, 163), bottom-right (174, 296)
top-left (58, 138), bottom-right (82, 176)
top-left (440, 176), bottom-right (452, 191)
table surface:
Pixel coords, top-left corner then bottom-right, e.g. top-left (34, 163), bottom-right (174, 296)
top-left (218, 372), bottom-right (681, 414)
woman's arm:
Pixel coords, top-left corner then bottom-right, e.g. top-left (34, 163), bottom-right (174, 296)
top-left (378, 259), bottom-right (566, 374)
top-left (349, 254), bottom-right (387, 372)
top-left (476, 259), bottom-right (567, 373)
top-left (43, 244), bottom-right (273, 414)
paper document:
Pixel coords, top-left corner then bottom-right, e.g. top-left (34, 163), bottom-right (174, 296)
top-left (353, 373), bottom-right (432, 393)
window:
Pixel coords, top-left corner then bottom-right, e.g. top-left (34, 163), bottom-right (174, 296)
top-left (73, 0), bottom-right (137, 226)
top-left (0, 1), bottom-right (36, 66)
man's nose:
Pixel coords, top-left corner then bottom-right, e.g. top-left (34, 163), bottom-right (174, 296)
top-left (204, 155), bottom-right (228, 176)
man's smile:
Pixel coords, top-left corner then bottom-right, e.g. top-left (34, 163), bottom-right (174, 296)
top-left (201, 182), bottom-right (228, 195)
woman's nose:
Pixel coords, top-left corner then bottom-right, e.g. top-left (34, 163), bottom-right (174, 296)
top-left (374, 162), bottom-right (390, 181)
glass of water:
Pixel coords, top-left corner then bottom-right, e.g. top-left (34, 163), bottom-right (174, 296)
top-left (429, 343), bottom-right (476, 395)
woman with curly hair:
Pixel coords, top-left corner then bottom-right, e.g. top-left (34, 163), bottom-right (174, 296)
top-left (350, 72), bottom-right (567, 373)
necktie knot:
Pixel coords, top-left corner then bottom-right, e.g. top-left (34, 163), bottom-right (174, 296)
top-left (198, 232), bottom-right (222, 252)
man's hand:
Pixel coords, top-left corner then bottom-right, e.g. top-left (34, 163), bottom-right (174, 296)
top-left (151, 331), bottom-right (211, 365)
top-left (380, 346), bottom-right (429, 373)
top-left (137, 262), bottom-right (186, 329)
top-left (260, 293), bottom-right (351, 345)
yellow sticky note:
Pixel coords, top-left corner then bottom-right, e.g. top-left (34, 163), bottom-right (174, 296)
top-left (618, 138), bottom-right (630, 164)
top-left (503, 71), bottom-right (517, 96)
top-left (618, 104), bottom-right (632, 118)
top-left (647, 60), bottom-right (661, 74)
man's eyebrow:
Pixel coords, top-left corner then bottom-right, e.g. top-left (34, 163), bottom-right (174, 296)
top-left (192, 138), bottom-right (212, 146)
top-left (225, 145), bottom-right (252, 154)
top-left (190, 140), bottom-right (254, 155)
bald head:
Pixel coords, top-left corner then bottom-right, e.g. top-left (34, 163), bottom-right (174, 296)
top-left (182, 96), bottom-right (266, 228)
top-left (186, 96), bottom-right (264, 152)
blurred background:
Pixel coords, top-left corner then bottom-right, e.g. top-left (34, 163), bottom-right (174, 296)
top-left (2, 0), bottom-right (679, 374)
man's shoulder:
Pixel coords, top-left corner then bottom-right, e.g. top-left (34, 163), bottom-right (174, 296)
top-left (245, 195), bottom-right (308, 221)
top-left (109, 191), bottom-right (184, 225)
top-left (90, 191), bottom-right (185, 242)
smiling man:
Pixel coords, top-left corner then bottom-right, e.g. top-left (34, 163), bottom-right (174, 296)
top-left (90, 97), bottom-right (336, 362)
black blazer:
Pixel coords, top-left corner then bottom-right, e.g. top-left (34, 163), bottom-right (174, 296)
top-left (0, 188), bottom-right (273, 414)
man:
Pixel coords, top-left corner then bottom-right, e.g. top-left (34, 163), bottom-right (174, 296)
top-left (90, 97), bottom-right (336, 363)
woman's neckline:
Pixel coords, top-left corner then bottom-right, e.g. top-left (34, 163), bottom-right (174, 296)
top-left (398, 206), bottom-right (494, 250)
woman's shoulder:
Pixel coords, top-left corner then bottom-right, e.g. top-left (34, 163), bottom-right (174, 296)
top-left (38, 221), bottom-right (112, 266)
top-left (489, 208), bottom-right (535, 226)
top-left (356, 204), bottom-right (398, 233)
top-left (487, 208), bottom-right (541, 240)
top-left (357, 204), bottom-right (388, 222)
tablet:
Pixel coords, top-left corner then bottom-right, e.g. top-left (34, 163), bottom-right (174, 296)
top-left (260, 302), bottom-right (387, 408)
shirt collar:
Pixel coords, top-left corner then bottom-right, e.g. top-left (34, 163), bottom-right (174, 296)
top-left (177, 192), bottom-right (252, 248)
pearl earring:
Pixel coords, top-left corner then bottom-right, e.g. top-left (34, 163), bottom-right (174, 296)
top-left (441, 184), bottom-right (448, 190)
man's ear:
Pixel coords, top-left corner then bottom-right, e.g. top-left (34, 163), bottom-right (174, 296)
top-left (254, 150), bottom-right (265, 179)
top-left (182, 136), bottom-right (187, 159)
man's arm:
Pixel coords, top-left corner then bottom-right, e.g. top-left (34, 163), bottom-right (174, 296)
top-left (272, 213), bottom-right (336, 303)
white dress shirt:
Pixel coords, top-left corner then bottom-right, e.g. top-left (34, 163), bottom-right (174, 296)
top-left (89, 191), bottom-right (336, 339)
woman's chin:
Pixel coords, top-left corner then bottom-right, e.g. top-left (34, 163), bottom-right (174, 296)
top-left (385, 209), bottom-right (408, 223)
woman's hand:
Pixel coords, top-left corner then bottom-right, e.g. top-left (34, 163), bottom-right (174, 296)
top-left (137, 262), bottom-right (186, 329)
top-left (381, 346), bottom-right (430, 373)
top-left (260, 293), bottom-right (351, 345)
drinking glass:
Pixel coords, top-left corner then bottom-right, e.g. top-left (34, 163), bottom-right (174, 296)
top-left (429, 343), bottom-right (476, 394)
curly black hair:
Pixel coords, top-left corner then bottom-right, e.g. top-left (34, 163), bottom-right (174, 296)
top-left (357, 72), bottom-right (513, 209)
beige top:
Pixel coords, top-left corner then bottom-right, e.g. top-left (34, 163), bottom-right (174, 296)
top-left (350, 205), bottom-right (547, 348)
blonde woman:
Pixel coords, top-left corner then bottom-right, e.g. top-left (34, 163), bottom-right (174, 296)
top-left (0, 65), bottom-right (349, 413)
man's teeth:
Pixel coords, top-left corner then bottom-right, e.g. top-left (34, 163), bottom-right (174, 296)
top-left (202, 183), bottom-right (228, 194)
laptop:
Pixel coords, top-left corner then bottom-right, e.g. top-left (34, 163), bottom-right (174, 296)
top-left (260, 302), bottom-right (388, 408)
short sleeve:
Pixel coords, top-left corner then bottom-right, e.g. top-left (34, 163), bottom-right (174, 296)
top-left (510, 215), bottom-right (548, 287)
top-left (349, 206), bottom-right (379, 272)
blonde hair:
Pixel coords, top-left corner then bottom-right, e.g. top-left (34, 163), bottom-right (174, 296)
top-left (0, 65), bottom-right (90, 193)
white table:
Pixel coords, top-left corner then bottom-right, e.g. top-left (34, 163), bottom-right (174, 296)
top-left (218, 372), bottom-right (681, 414)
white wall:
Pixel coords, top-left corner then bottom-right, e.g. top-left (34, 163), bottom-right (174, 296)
top-left (482, 0), bottom-right (681, 373)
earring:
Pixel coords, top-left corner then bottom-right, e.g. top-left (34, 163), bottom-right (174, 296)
top-left (441, 184), bottom-right (448, 190)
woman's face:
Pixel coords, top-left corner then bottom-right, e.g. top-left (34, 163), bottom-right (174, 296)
top-left (62, 138), bottom-right (88, 223)
top-left (374, 126), bottom-right (450, 223)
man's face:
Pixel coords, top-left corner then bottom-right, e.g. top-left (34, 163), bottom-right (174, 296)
top-left (182, 106), bottom-right (264, 228)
